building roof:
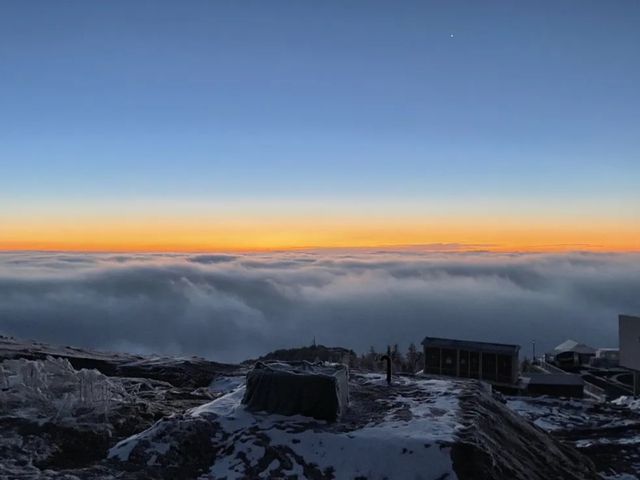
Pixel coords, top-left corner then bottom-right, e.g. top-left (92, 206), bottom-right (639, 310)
top-left (522, 373), bottom-right (584, 386)
top-left (421, 337), bottom-right (520, 355)
top-left (553, 339), bottom-right (596, 355)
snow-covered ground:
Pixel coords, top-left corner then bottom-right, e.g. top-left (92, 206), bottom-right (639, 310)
top-left (110, 373), bottom-right (463, 479)
top-left (0, 337), bottom-right (606, 479)
top-left (506, 395), bottom-right (640, 478)
top-left (613, 396), bottom-right (640, 411)
top-left (207, 374), bottom-right (245, 394)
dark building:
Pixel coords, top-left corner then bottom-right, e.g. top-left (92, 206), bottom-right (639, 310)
top-left (522, 373), bottom-right (584, 397)
top-left (422, 337), bottom-right (520, 385)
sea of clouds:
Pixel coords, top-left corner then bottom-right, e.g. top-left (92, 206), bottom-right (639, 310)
top-left (0, 250), bottom-right (638, 362)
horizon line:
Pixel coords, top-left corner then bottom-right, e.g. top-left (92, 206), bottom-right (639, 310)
top-left (1, 243), bottom-right (639, 255)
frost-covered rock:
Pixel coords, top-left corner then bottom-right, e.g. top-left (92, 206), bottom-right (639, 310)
top-left (0, 356), bottom-right (129, 423)
top-left (0, 334), bottom-right (238, 389)
top-left (0, 355), bottom-right (220, 479)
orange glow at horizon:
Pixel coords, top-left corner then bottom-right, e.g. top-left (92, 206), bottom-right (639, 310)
top-left (1, 214), bottom-right (638, 253)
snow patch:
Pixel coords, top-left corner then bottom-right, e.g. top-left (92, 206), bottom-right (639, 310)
top-left (612, 396), bottom-right (640, 410)
top-left (115, 373), bottom-right (463, 479)
top-left (207, 375), bottom-right (245, 395)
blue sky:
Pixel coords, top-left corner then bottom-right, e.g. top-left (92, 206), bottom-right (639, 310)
top-left (0, 1), bottom-right (638, 251)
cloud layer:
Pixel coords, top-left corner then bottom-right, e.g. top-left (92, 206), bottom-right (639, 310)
top-left (0, 250), bottom-right (638, 362)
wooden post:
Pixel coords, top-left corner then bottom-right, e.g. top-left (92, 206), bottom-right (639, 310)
top-left (635, 371), bottom-right (639, 399)
top-left (439, 347), bottom-right (443, 375)
top-left (456, 349), bottom-right (460, 377)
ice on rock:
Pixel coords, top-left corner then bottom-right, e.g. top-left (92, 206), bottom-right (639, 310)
top-left (0, 356), bottom-right (129, 422)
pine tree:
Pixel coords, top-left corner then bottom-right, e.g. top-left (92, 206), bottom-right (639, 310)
top-left (363, 346), bottom-right (377, 371)
top-left (407, 342), bottom-right (419, 373)
top-left (391, 344), bottom-right (404, 372)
